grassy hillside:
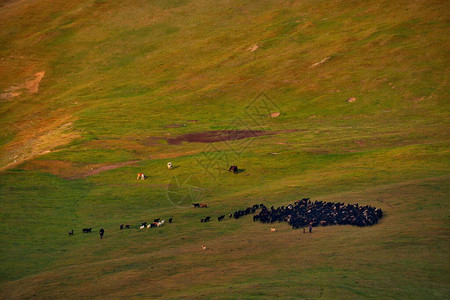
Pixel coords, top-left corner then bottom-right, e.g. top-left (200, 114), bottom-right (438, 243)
top-left (0, 0), bottom-right (449, 298)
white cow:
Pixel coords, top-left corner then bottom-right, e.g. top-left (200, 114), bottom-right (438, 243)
top-left (167, 162), bottom-right (173, 170)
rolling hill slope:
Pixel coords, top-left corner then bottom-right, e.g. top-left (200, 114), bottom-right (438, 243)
top-left (0, 0), bottom-right (449, 298)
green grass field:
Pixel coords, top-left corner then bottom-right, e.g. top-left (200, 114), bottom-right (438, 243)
top-left (0, 0), bottom-right (449, 298)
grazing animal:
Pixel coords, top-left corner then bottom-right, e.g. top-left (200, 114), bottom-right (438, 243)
top-left (120, 224), bottom-right (124, 230)
top-left (68, 230), bottom-right (74, 236)
top-left (82, 228), bottom-right (92, 233)
top-left (228, 166), bottom-right (238, 173)
top-left (192, 203), bottom-right (200, 208)
top-left (140, 225), bottom-right (145, 229)
top-left (218, 215), bottom-right (225, 222)
top-left (167, 162), bottom-right (173, 170)
top-left (99, 228), bottom-right (104, 239)
top-left (125, 225), bottom-right (130, 229)
top-left (199, 203), bottom-right (208, 208)
top-left (154, 218), bottom-right (160, 223)
top-left (201, 219), bottom-right (204, 223)
top-left (137, 173), bottom-right (147, 180)
top-left (270, 228), bottom-right (277, 232)
top-left (204, 216), bottom-right (211, 222)
top-left (169, 218), bottom-right (173, 223)
top-left (202, 245), bottom-right (207, 250)
top-left (141, 222), bottom-right (147, 227)
top-left (157, 219), bottom-right (165, 227)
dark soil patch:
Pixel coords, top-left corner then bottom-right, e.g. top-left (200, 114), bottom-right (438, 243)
top-left (167, 130), bottom-right (296, 145)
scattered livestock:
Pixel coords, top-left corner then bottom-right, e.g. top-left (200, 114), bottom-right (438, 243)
top-left (270, 228), bottom-right (277, 232)
top-left (119, 224), bottom-right (131, 230)
top-left (231, 204), bottom-right (261, 219)
top-left (202, 245), bottom-right (207, 250)
top-left (99, 228), bottom-right (104, 239)
top-left (201, 204), bottom-right (261, 224)
top-left (228, 166), bottom-right (238, 173)
top-left (167, 162), bottom-right (173, 170)
top-left (192, 203), bottom-right (208, 208)
top-left (137, 173), bottom-right (147, 180)
top-left (144, 219), bottom-right (166, 229)
top-left (82, 228), bottom-right (92, 233)
top-left (169, 218), bottom-right (173, 223)
top-left (68, 230), bottom-right (74, 236)
top-left (254, 198), bottom-right (383, 229)
top-left (201, 216), bottom-right (211, 223)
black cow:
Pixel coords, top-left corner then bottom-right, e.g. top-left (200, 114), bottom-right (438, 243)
top-left (82, 228), bottom-right (92, 233)
top-left (218, 215), bottom-right (225, 222)
top-left (228, 166), bottom-right (238, 173)
top-left (68, 229), bottom-right (74, 236)
top-left (169, 218), bottom-right (173, 223)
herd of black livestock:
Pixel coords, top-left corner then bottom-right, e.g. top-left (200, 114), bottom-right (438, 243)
top-left (70, 198), bottom-right (383, 237)
top-left (253, 198), bottom-right (383, 229)
top-left (200, 199), bottom-right (383, 229)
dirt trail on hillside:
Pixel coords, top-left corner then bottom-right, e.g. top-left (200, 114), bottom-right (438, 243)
top-left (67, 160), bottom-right (140, 179)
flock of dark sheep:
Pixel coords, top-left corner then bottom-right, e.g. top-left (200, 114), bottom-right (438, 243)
top-left (69, 198), bottom-right (383, 238)
top-left (254, 198), bottom-right (383, 229)
top-left (199, 199), bottom-right (383, 230)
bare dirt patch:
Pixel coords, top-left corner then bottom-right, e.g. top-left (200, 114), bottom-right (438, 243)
top-left (308, 57), bottom-right (331, 68)
top-left (166, 130), bottom-right (297, 145)
top-left (0, 71), bottom-right (45, 101)
top-left (24, 71), bottom-right (45, 93)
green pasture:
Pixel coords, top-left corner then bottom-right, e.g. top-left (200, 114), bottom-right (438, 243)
top-left (0, 0), bottom-right (449, 298)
